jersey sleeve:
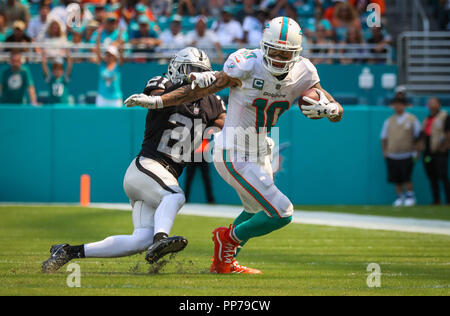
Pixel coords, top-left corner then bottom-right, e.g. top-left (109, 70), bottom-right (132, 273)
top-left (223, 49), bottom-right (256, 80)
top-left (143, 76), bottom-right (171, 96)
top-left (302, 58), bottom-right (320, 88)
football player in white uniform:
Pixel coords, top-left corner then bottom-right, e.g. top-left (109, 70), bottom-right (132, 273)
top-left (125, 17), bottom-right (343, 274)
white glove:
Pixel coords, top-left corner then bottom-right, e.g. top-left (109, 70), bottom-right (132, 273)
top-left (189, 71), bottom-right (217, 89)
top-left (124, 93), bottom-right (163, 109)
top-left (301, 88), bottom-right (340, 119)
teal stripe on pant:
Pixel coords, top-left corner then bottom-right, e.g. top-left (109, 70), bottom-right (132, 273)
top-left (223, 150), bottom-right (281, 218)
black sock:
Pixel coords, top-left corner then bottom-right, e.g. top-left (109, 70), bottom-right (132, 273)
top-left (153, 232), bottom-right (168, 243)
top-left (67, 245), bottom-right (85, 258)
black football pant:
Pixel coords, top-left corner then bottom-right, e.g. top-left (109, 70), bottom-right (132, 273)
top-left (423, 153), bottom-right (450, 205)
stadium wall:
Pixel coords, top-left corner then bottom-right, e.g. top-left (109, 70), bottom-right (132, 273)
top-left (0, 63), bottom-right (398, 105)
top-left (1, 105), bottom-right (449, 205)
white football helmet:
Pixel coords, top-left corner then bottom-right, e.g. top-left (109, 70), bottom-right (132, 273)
top-left (167, 47), bottom-right (212, 84)
top-left (260, 17), bottom-right (303, 76)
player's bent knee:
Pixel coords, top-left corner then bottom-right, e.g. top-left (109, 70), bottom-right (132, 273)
top-left (162, 192), bottom-right (186, 209)
top-left (275, 194), bottom-right (294, 217)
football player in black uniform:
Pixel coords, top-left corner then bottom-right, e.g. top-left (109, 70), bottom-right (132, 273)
top-left (42, 48), bottom-right (226, 273)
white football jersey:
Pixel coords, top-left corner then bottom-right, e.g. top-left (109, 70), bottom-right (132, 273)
top-left (215, 48), bottom-right (320, 156)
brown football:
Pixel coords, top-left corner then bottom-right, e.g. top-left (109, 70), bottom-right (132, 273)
top-left (299, 88), bottom-right (320, 107)
top-left (299, 88), bottom-right (322, 119)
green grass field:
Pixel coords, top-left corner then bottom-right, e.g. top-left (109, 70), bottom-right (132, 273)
top-left (0, 205), bottom-right (449, 296)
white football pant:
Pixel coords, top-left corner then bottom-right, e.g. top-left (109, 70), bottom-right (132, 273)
top-left (84, 157), bottom-right (185, 258)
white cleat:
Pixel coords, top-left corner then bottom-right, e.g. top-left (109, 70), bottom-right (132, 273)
top-left (393, 197), bottom-right (404, 207)
top-left (404, 197), bottom-right (416, 207)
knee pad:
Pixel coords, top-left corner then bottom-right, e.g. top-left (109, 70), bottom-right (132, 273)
top-left (274, 193), bottom-right (294, 217)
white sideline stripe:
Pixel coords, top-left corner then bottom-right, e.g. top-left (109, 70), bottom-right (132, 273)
top-left (89, 203), bottom-right (450, 236)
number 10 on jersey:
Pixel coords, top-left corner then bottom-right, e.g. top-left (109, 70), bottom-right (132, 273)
top-left (252, 98), bottom-right (290, 133)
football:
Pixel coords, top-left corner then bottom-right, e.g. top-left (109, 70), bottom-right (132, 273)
top-left (299, 88), bottom-right (320, 107)
top-left (299, 88), bottom-right (322, 119)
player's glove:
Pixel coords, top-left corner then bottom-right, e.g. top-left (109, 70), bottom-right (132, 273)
top-left (301, 89), bottom-right (340, 119)
top-left (124, 93), bottom-right (164, 109)
top-left (189, 71), bottom-right (217, 89)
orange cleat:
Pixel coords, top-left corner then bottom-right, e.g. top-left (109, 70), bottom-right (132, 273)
top-left (212, 225), bottom-right (239, 274)
top-left (230, 259), bottom-right (262, 274)
top-left (210, 256), bottom-right (262, 274)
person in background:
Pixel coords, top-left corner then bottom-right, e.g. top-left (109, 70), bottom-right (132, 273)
top-left (211, 7), bottom-right (243, 46)
top-left (309, 22), bottom-right (335, 64)
top-left (149, 0), bottom-right (173, 17)
top-left (339, 26), bottom-right (365, 64)
top-left (235, 0), bottom-right (256, 23)
top-left (90, 12), bottom-right (127, 47)
top-left (0, 12), bottom-right (7, 42)
top-left (93, 3), bottom-right (107, 24)
top-left (185, 15), bottom-right (223, 63)
top-left (0, 50), bottom-right (37, 106)
top-left (304, 5), bottom-right (334, 41)
top-left (5, 20), bottom-right (32, 52)
top-left (27, 2), bottom-right (50, 40)
top-left (184, 139), bottom-right (216, 204)
top-left (177, 0), bottom-right (196, 16)
top-left (367, 25), bottom-right (392, 64)
top-left (129, 15), bottom-right (161, 50)
top-left (84, 19), bottom-right (99, 42)
top-left (94, 27), bottom-right (124, 107)
top-left (242, 8), bottom-right (268, 47)
top-left (381, 97), bottom-right (421, 207)
top-left (421, 97), bottom-right (450, 205)
top-left (331, 1), bottom-right (361, 42)
top-left (36, 18), bottom-right (68, 58)
top-left (159, 16), bottom-right (186, 49)
top-left (40, 50), bottom-right (73, 105)
top-left (0, 0), bottom-right (29, 28)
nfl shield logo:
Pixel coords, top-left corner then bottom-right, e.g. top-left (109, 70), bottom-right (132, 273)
top-left (276, 84), bottom-right (281, 90)
top-left (193, 107), bottom-right (199, 115)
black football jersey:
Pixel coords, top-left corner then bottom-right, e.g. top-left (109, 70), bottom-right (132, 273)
top-left (139, 76), bottom-right (226, 178)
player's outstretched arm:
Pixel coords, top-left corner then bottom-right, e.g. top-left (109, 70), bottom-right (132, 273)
top-left (124, 71), bottom-right (240, 109)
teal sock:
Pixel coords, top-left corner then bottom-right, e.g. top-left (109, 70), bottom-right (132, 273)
top-left (233, 211), bottom-right (253, 257)
top-left (234, 211), bottom-right (292, 242)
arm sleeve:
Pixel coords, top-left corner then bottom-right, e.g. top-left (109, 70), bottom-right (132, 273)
top-left (223, 49), bottom-right (255, 80)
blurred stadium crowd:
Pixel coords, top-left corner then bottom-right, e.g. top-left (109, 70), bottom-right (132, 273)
top-left (0, 0), bottom-right (394, 106)
top-left (0, 0), bottom-right (392, 63)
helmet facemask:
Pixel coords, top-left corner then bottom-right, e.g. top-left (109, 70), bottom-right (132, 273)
top-left (167, 47), bottom-right (212, 84)
top-left (260, 40), bottom-right (302, 76)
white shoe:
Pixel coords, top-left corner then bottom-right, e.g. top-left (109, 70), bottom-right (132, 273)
top-left (404, 197), bottom-right (416, 207)
top-left (393, 197), bottom-right (404, 207)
